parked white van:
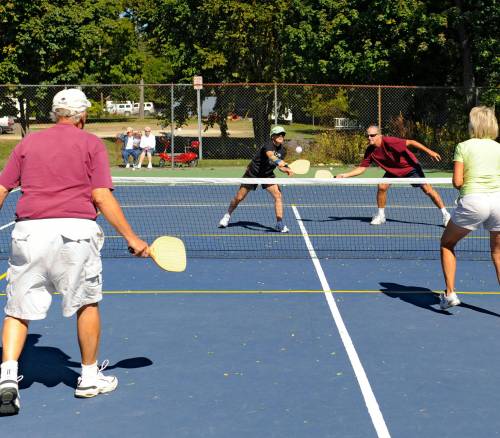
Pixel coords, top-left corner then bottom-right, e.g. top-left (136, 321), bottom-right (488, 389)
top-left (0, 116), bottom-right (15, 134)
top-left (132, 102), bottom-right (155, 116)
top-left (106, 101), bottom-right (133, 116)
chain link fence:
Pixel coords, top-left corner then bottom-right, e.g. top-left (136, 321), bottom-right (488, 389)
top-left (0, 83), bottom-right (498, 170)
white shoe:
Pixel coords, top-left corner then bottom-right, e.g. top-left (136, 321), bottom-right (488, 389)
top-left (125, 163), bottom-right (130, 168)
top-left (442, 211), bottom-right (451, 226)
top-left (275, 222), bottom-right (289, 233)
top-left (147, 163), bottom-right (152, 169)
top-left (219, 213), bottom-right (230, 228)
top-left (370, 213), bottom-right (386, 225)
top-left (0, 375), bottom-right (22, 416)
top-left (439, 292), bottom-right (461, 310)
top-left (74, 360), bottom-right (118, 398)
top-left (137, 164), bottom-right (142, 169)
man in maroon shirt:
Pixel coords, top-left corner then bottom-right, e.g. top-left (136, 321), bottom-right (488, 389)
top-left (0, 89), bottom-right (149, 415)
top-left (336, 125), bottom-right (450, 226)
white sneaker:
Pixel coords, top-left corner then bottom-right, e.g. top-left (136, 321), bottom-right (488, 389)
top-left (125, 163), bottom-right (130, 168)
top-left (439, 292), bottom-right (461, 310)
top-left (137, 163), bottom-right (142, 169)
top-left (219, 213), bottom-right (230, 228)
top-left (74, 360), bottom-right (118, 398)
top-left (275, 222), bottom-right (289, 233)
top-left (0, 375), bottom-right (23, 416)
top-left (147, 163), bottom-right (152, 169)
top-left (442, 211), bottom-right (451, 226)
top-left (370, 213), bottom-right (386, 225)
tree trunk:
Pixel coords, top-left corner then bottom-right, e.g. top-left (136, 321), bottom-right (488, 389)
top-left (454, 0), bottom-right (476, 108)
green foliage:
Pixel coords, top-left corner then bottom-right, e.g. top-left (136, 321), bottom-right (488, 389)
top-left (387, 113), bottom-right (467, 169)
top-left (303, 130), bottom-right (367, 165)
top-left (305, 88), bottom-right (351, 126)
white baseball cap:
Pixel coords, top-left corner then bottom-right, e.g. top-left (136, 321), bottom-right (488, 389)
top-left (52, 88), bottom-right (92, 113)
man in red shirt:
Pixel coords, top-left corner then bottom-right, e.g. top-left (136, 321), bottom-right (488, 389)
top-left (0, 89), bottom-right (149, 415)
top-left (336, 125), bottom-right (450, 226)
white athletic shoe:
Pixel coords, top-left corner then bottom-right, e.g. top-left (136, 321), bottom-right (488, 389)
top-left (442, 211), bottom-right (451, 226)
top-left (219, 213), bottom-right (231, 228)
top-left (370, 213), bottom-right (386, 225)
top-left (147, 163), bottom-right (152, 169)
top-left (439, 292), bottom-right (461, 310)
top-left (74, 360), bottom-right (118, 398)
top-left (125, 163), bottom-right (130, 168)
top-left (137, 163), bottom-right (142, 169)
top-left (275, 222), bottom-right (289, 233)
top-left (0, 375), bottom-right (23, 416)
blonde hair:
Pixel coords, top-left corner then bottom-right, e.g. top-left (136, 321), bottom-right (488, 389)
top-left (468, 106), bottom-right (498, 139)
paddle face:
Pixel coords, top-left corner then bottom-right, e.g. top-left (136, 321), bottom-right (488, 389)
top-left (150, 236), bottom-right (187, 272)
top-left (288, 159), bottom-right (310, 174)
top-left (314, 169), bottom-right (334, 178)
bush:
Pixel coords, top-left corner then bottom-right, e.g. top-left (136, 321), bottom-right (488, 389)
top-left (303, 130), bottom-right (367, 165)
top-left (387, 114), bottom-right (467, 169)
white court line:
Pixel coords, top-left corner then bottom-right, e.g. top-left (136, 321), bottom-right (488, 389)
top-left (0, 221), bottom-right (15, 231)
top-left (292, 205), bottom-right (391, 438)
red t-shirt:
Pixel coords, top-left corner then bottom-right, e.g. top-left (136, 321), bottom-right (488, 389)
top-left (359, 136), bottom-right (420, 177)
top-left (0, 123), bottom-right (113, 220)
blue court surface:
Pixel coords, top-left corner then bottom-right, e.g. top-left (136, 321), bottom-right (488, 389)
top-left (0, 254), bottom-right (499, 438)
top-left (0, 181), bottom-right (499, 437)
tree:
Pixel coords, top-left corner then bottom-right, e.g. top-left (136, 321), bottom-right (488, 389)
top-left (0, 0), bottom-right (145, 133)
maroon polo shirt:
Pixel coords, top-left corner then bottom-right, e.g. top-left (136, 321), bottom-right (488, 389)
top-left (359, 136), bottom-right (420, 177)
top-left (0, 123), bottom-right (113, 220)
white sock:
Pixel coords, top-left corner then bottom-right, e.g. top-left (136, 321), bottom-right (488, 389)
top-left (1, 360), bottom-right (18, 381)
top-left (81, 361), bottom-right (98, 382)
top-left (441, 208), bottom-right (448, 215)
top-left (378, 208), bottom-right (385, 216)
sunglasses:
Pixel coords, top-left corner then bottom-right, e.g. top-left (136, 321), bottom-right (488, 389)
top-left (275, 133), bottom-right (286, 137)
top-left (367, 134), bottom-right (378, 138)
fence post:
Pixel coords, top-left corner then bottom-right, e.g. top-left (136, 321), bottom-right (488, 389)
top-left (197, 88), bottom-right (203, 160)
top-left (139, 78), bottom-right (144, 119)
top-left (274, 83), bottom-right (278, 125)
top-left (378, 86), bottom-right (382, 129)
top-left (171, 84), bottom-right (175, 168)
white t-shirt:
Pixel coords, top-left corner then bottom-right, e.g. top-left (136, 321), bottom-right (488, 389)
top-left (140, 134), bottom-right (156, 150)
top-left (125, 136), bottom-right (134, 150)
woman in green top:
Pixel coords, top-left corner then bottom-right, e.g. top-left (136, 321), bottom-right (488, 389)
top-left (440, 106), bottom-right (500, 309)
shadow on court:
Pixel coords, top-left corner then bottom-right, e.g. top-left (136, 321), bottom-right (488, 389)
top-left (0, 334), bottom-right (153, 390)
top-left (227, 220), bottom-right (277, 232)
top-left (380, 282), bottom-right (500, 317)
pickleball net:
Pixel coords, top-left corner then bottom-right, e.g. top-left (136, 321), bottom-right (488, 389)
top-left (0, 176), bottom-right (490, 260)
top-left (103, 176), bottom-right (489, 260)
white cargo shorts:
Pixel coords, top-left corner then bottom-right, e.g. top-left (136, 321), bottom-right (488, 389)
top-left (4, 218), bottom-right (105, 320)
top-left (452, 191), bottom-right (500, 232)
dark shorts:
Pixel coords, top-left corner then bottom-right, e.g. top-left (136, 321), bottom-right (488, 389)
top-left (383, 166), bottom-right (426, 187)
top-left (240, 168), bottom-right (278, 191)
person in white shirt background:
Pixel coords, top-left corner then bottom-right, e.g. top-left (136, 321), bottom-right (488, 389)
top-left (137, 127), bottom-right (156, 169)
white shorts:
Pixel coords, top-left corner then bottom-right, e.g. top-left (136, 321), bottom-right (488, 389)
top-left (4, 219), bottom-right (105, 320)
top-left (451, 192), bottom-right (500, 231)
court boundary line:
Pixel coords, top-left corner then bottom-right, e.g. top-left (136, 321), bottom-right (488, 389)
top-left (292, 205), bottom-right (391, 438)
top-left (0, 289), bottom-right (498, 296)
top-left (1, 289), bottom-right (498, 297)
